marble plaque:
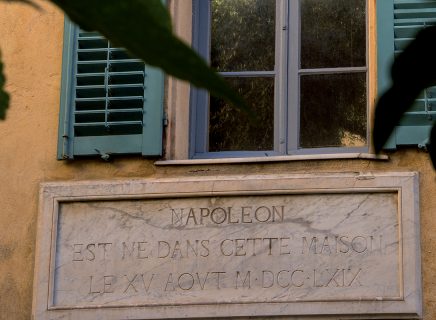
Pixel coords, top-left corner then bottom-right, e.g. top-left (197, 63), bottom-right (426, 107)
top-left (33, 173), bottom-right (422, 319)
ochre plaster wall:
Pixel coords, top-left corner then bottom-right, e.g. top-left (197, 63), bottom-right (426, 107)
top-left (0, 1), bottom-right (435, 320)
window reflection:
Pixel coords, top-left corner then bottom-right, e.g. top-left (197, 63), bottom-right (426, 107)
top-left (300, 73), bottom-right (367, 148)
top-left (209, 77), bottom-right (274, 151)
top-left (301, 0), bottom-right (366, 69)
top-left (211, 0), bottom-right (276, 72)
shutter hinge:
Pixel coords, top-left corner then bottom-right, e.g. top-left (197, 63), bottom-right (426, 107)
top-left (163, 112), bottom-right (169, 127)
top-left (418, 138), bottom-right (429, 151)
top-left (95, 149), bottom-right (111, 161)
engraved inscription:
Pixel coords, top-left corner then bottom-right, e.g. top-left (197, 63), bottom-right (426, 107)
top-left (53, 193), bottom-right (400, 307)
top-left (171, 205), bottom-right (285, 226)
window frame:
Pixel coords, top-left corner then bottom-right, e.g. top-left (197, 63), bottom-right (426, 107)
top-left (190, 0), bottom-right (370, 159)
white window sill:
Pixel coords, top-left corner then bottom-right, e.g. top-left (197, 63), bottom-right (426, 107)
top-left (155, 153), bottom-right (389, 166)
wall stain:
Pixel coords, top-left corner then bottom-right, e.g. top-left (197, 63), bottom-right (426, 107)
top-left (0, 244), bottom-right (15, 260)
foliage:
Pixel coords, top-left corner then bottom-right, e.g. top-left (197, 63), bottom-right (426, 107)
top-left (208, 0), bottom-right (275, 151)
top-left (373, 26), bottom-right (436, 167)
top-left (299, 0), bottom-right (367, 148)
top-left (0, 0), bottom-right (247, 120)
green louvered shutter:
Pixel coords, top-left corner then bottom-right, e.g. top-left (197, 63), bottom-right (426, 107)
top-left (377, 0), bottom-right (436, 149)
top-left (58, 19), bottom-right (164, 159)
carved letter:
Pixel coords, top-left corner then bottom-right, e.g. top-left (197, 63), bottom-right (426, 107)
top-left (272, 206), bottom-right (284, 222)
top-left (171, 209), bottom-right (183, 226)
top-left (228, 207), bottom-right (240, 224)
top-left (235, 271), bottom-right (251, 289)
top-left (124, 274), bottom-right (139, 293)
top-left (200, 240), bottom-right (210, 257)
top-left (277, 270), bottom-right (290, 288)
top-left (199, 208), bottom-right (210, 225)
top-left (141, 273), bottom-right (155, 293)
top-left (254, 206), bottom-right (271, 223)
top-left (212, 272), bottom-right (226, 289)
top-left (137, 242), bottom-right (149, 259)
top-left (171, 241), bottom-right (183, 258)
top-left (72, 244), bottom-right (84, 262)
top-left (241, 206), bottom-right (253, 223)
top-left (313, 269), bottom-right (323, 287)
top-left (347, 268), bottom-right (363, 287)
top-left (178, 273), bottom-right (195, 290)
top-left (185, 208), bottom-right (198, 226)
top-left (263, 238), bottom-right (278, 255)
top-left (220, 239), bottom-right (233, 256)
top-left (97, 243), bottom-right (112, 260)
top-left (351, 236), bottom-right (367, 253)
top-left (338, 236), bottom-right (350, 253)
top-left (302, 237), bottom-right (318, 254)
top-left (279, 237), bottom-right (291, 255)
top-left (196, 272), bottom-right (210, 290)
top-left (246, 238), bottom-right (263, 256)
top-left (88, 276), bottom-right (100, 294)
top-left (325, 269), bottom-right (343, 287)
top-left (291, 270), bottom-right (304, 287)
top-left (158, 241), bottom-right (170, 258)
top-left (103, 275), bottom-right (115, 293)
top-left (235, 239), bottom-right (247, 256)
top-left (320, 237), bottom-right (332, 255)
top-left (211, 207), bottom-right (227, 224)
top-left (262, 270), bottom-right (274, 288)
top-left (85, 244), bottom-right (96, 261)
top-left (122, 242), bottom-right (135, 260)
top-left (164, 273), bottom-right (175, 291)
top-left (186, 240), bottom-right (199, 257)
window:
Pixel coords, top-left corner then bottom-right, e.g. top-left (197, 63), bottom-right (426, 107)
top-left (57, 19), bottom-right (165, 160)
top-left (190, 0), bottom-right (368, 159)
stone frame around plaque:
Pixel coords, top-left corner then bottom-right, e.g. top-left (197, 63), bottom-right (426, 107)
top-left (32, 172), bottom-right (422, 319)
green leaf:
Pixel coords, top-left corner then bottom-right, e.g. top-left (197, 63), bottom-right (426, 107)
top-left (49, 0), bottom-right (248, 114)
top-left (0, 49), bottom-right (9, 120)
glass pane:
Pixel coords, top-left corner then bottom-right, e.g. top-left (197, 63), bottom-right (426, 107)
top-left (211, 0), bottom-right (276, 72)
top-left (299, 73), bottom-right (367, 148)
top-left (209, 77), bottom-right (274, 151)
top-left (300, 0), bottom-right (366, 69)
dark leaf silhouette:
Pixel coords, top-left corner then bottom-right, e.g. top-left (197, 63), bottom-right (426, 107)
top-left (0, 0), bottom-right (248, 120)
top-left (374, 26), bottom-right (436, 167)
top-left (0, 50), bottom-right (9, 120)
top-left (430, 124), bottom-right (436, 166)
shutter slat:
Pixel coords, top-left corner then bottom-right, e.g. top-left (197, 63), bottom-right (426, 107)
top-left (75, 121), bottom-right (143, 127)
top-left (77, 48), bottom-right (125, 53)
top-left (77, 71), bottom-right (145, 77)
top-left (76, 84), bottom-right (145, 90)
top-left (76, 96), bottom-right (144, 102)
top-left (77, 59), bottom-right (143, 64)
top-left (73, 28), bottom-right (147, 143)
top-left (75, 108), bottom-right (143, 114)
